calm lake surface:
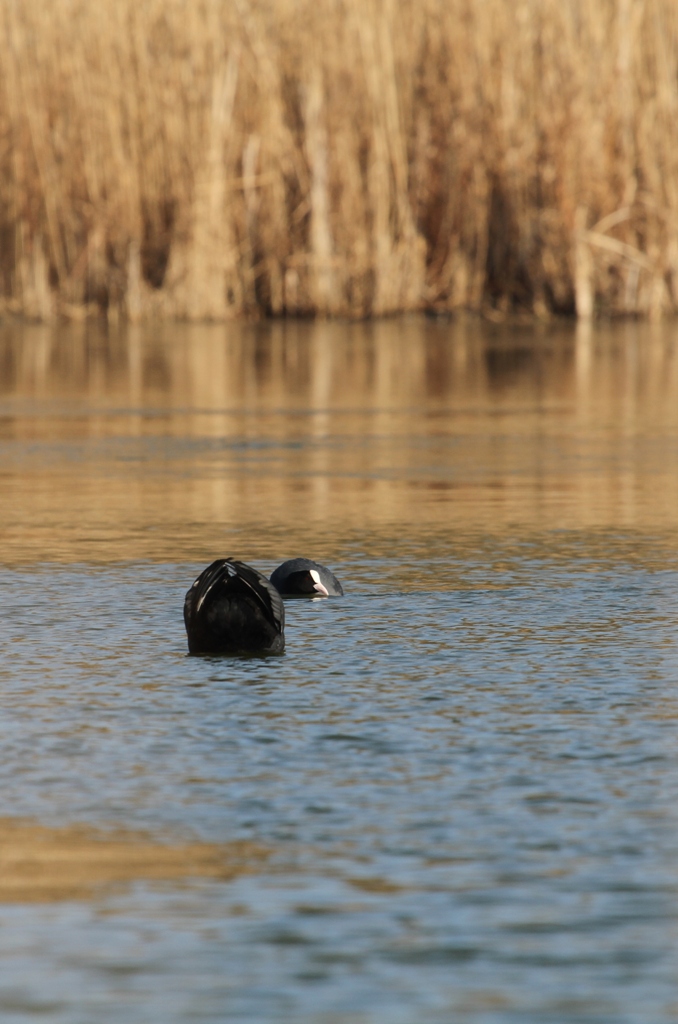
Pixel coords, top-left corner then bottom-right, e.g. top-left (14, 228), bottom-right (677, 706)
top-left (0, 317), bottom-right (677, 1023)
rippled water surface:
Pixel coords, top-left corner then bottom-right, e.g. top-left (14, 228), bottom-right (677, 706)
top-left (1, 319), bottom-right (677, 1022)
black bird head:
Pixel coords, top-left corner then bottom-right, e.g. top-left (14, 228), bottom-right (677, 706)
top-left (269, 558), bottom-right (343, 598)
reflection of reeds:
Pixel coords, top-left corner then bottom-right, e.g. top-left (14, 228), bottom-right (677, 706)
top-left (0, 818), bottom-right (267, 901)
top-left (2, 320), bottom-right (678, 561)
top-left (2, 0), bottom-right (678, 321)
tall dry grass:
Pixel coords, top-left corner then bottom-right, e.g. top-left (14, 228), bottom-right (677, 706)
top-left (1, 0), bottom-right (678, 321)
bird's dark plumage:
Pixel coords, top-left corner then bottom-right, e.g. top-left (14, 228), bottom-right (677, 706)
top-left (270, 558), bottom-right (344, 598)
top-left (184, 559), bottom-right (285, 654)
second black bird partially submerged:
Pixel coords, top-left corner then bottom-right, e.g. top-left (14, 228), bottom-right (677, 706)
top-left (270, 559), bottom-right (344, 597)
top-left (184, 559), bottom-right (285, 655)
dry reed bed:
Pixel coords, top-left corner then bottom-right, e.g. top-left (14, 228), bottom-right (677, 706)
top-left (1, 0), bottom-right (678, 320)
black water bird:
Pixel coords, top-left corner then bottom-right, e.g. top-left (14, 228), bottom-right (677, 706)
top-left (184, 559), bottom-right (285, 654)
top-left (270, 558), bottom-right (344, 598)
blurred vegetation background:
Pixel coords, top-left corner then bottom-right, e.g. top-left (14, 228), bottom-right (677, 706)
top-left (1, 0), bottom-right (677, 321)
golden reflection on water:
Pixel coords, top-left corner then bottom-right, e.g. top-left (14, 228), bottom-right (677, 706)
top-left (1, 317), bottom-right (677, 563)
top-left (0, 819), bottom-right (266, 902)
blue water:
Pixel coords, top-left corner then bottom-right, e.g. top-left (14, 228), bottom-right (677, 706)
top-left (1, 319), bottom-right (678, 1021)
top-left (0, 538), bottom-right (677, 1023)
